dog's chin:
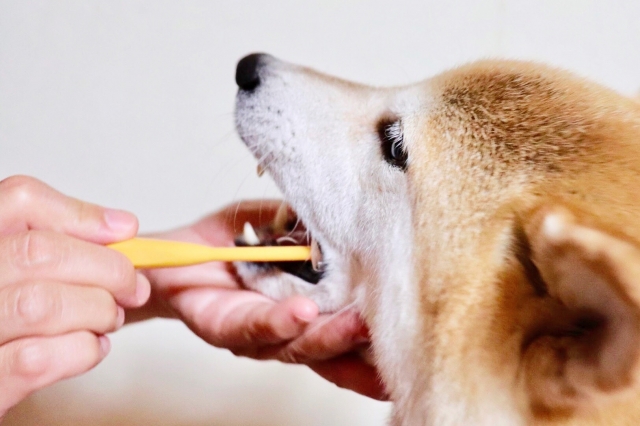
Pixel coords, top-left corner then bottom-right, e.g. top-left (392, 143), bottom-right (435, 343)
top-left (233, 202), bottom-right (353, 314)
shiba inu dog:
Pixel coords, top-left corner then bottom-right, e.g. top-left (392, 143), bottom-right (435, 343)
top-left (233, 53), bottom-right (640, 425)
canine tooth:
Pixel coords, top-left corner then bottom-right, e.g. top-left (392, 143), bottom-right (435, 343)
top-left (310, 238), bottom-right (322, 271)
top-left (243, 222), bottom-right (260, 246)
top-left (257, 164), bottom-right (265, 177)
top-left (273, 202), bottom-right (288, 231)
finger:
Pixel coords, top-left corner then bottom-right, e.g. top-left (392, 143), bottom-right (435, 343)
top-left (0, 230), bottom-right (148, 307)
top-left (236, 295), bottom-right (318, 349)
top-left (145, 259), bottom-right (239, 293)
top-left (308, 354), bottom-right (389, 401)
top-left (0, 281), bottom-right (124, 345)
top-left (0, 175), bottom-right (137, 243)
top-left (0, 331), bottom-right (109, 415)
top-left (267, 309), bottom-right (368, 363)
top-left (169, 287), bottom-right (318, 351)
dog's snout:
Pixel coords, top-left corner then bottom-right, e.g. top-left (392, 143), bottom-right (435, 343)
top-left (236, 53), bottom-right (267, 91)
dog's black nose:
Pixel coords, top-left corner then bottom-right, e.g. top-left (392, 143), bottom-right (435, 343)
top-left (236, 53), bottom-right (265, 91)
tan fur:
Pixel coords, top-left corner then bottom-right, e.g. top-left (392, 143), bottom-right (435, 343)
top-left (411, 61), bottom-right (640, 424)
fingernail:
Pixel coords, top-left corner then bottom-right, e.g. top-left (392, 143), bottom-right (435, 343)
top-left (98, 335), bottom-right (111, 356)
top-left (135, 273), bottom-right (151, 305)
top-left (353, 326), bottom-right (370, 344)
top-left (116, 306), bottom-right (125, 328)
top-left (293, 302), bottom-right (318, 323)
top-left (104, 208), bottom-right (137, 233)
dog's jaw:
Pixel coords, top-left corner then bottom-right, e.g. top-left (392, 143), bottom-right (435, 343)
top-left (233, 56), bottom-right (367, 313)
top-left (234, 247), bottom-right (354, 314)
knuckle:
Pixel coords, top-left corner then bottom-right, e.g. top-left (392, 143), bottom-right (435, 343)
top-left (247, 321), bottom-right (278, 344)
top-left (229, 347), bottom-right (254, 358)
top-left (103, 296), bottom-right (120, 330)
top-left (205, 316), bottom-right (233, 348)
top-left (14, 282), bottom-right (58, 326)
top-left (0, 175), bottom-right (41, 208)
top-left (13, 340), bottom-right (49, 377)
top-left (72, 199), bottom-right (99, 229)
top-left (11, 231), bottom-right (56, 270)
top-left (76, 332), bottom-right (103, 362)
top-left (278, 348), bottom-right (305, 364)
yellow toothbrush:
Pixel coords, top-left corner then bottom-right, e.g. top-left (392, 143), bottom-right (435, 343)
top-left (108, 238), bottom-right (311, 269)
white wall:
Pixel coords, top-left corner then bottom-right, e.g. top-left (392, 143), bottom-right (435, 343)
top-left (1, 1), bottom-right (639, 424)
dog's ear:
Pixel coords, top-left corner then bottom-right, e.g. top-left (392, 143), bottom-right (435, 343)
top-left (519, 205), bottom-right (640, 416)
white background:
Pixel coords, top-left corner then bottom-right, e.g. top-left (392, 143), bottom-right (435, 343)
top-left (1, 1), bottom-right (639, 424)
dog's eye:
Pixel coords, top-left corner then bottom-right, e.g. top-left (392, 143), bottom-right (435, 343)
top-left (378, 120), bottom-right (408, 171)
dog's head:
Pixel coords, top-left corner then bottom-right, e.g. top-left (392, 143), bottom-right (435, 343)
top-left (233, 53), bottom-right (413, 315)
top-left (234, 54), bottom-right (640, 424)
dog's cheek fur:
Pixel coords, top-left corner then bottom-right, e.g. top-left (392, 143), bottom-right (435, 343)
top-left (402, 62), bottom-right (640, 425)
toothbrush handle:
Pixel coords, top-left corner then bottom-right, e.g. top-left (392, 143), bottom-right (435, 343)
top-left (108, 238), bottom-right (311, 268)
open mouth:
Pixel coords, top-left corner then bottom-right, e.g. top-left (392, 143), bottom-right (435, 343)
top-left (234, 202), bottom-right (326, 284)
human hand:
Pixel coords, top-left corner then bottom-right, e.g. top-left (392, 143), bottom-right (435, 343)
top-left (0, 176), bottom-right (151, 420)
top-left (140, 200), bottom-right (387, 400)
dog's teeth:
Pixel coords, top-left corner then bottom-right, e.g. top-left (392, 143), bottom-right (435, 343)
top-left (257, 164), bottom-right (265, 177)
top-left (310, 238), bottom-right (322, 271)
top-left (273, 202), bottom-right (288, 231)
top-left (243, 222), bottom-right (260, 246)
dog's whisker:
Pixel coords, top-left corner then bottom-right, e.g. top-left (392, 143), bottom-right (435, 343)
top-left (255, 151), bottom-right (274, 167)
top-left (254, 154), bottom-right (280, 181)
top-left (282, 215), bottom-right (303, 240)
top-left (229, 168), bottom-right (264, 229)
top-left (303, 299), bottom-right (361, 337)
top-left (206, 150), bottom-right (255, 196)
top-left (275, 236), bottom-right (298, 244)
top-left (209, 127), bottom-right (238, 151)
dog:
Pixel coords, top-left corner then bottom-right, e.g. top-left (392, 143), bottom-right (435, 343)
top-left (233, 53), bottom-right (640, 425)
